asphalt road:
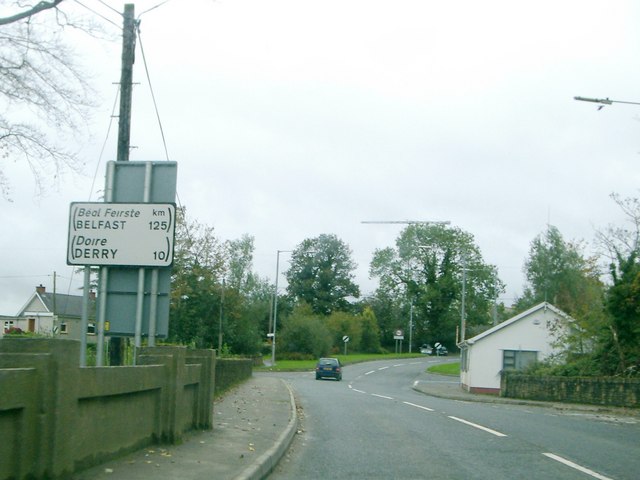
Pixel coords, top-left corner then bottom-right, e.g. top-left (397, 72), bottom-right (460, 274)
top-left (268, 358), bottom-right (640, 480)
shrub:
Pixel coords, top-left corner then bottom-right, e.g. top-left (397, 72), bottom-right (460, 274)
top-left (279, 304), bottom-right (332, 358)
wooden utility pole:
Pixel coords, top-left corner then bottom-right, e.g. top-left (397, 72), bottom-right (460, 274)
top-left (110, 3), bottom-right (136, 366)
top-left (117, 3), bottom-right (136, 162)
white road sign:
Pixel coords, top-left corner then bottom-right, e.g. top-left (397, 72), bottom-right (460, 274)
top-left (67, 202), bottom-right (176, 267)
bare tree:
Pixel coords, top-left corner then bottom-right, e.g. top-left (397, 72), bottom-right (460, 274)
top-left (0, 0), bottom-right (101, 199)
top-left (595, 193), bottom-right (640, 263)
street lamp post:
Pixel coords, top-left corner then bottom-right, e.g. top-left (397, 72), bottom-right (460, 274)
top-left (460, 255), bottom-right (467, 344)
top-left (271, 249), bottom-right (292, 367)
top-left (574, 96), bottom-right (640, 107)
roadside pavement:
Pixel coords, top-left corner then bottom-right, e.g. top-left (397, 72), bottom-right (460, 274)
top-left (73, 374), bottom-right (297, 480)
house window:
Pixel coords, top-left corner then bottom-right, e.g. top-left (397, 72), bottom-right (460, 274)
top-left (503, 350), bottom-right (538, 371)
top-left (60, 323), bottom-right (68, 334)
top-left (3, 320), bottom-right (14, 333)
top-left (87, 323), bottom-right (96, 335)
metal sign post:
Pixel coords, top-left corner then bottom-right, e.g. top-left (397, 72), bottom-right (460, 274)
top-left (343, 335), bottom-right (350, 355)
top-left (394, 329), bottom-right (404, 354)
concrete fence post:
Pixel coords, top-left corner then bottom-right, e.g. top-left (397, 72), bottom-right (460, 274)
top-left (186, 348), bottom-right (216, 429)
top-left (0, 338), bottom-right (80, 478)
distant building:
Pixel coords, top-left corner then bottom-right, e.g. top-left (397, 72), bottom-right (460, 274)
top-left (458, 302), bottom-right (571, 394)
top-left (4, 284), bottom-right (97, 342)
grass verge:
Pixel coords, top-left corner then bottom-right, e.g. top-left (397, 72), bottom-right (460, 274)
top-left (255, 353), bottom-right (426, 372)
top-left (427, 362), bottom-right (460, 376)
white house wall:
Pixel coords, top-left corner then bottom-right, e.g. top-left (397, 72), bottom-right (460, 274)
top-left (466, 308), bottom-right (563, 391)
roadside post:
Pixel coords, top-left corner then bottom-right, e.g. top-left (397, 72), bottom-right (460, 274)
top-left (343, 335), bottom-right (350, 355)
top-left (394, 329), bottom-right (404, 354)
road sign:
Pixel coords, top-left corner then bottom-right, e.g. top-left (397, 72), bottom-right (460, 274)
top-left (394, 329), bottom-right (404, 340)
top-left (67, 202), bottom-right (176, 267)
top-left (342, 335), bottom-right (350, 343)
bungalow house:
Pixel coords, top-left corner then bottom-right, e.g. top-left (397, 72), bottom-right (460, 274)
top-left (458, 302), bottom-right (571, 394)
top-left (6, 284), bottom-right (96, 342)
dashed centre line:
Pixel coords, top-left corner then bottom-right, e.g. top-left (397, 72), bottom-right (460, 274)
top-left (448, 416), bottom-right (507, 437)
top-left (371, 393), bottom-right (394, 400)
top-left (542, 453), bottom-right (613, 480)
top-left (403, 401), bottom-right (434, 412)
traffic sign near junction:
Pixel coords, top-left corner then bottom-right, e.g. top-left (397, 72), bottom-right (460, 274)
top-left (67, 202), bottom-right (176, 267)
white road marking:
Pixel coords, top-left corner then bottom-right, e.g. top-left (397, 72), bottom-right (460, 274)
top-left (378, 366), bottom-right (389, 371)
top-left (371, 393), bottom-right (394, 400)
top-left (403, 401), bottom-right (434, 412)
top-left (352, 388), bottom-right (367, 394)
top-left (393, 364), bottom-right (405, 367)
top-left (448, 416), bottom-right (507, 437)
top-left (364, 370), bottom-right (376, 375)
top-left (543, 453), bottom-right (613, 480)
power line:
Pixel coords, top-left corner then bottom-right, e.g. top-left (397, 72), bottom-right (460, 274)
top-left (136, 24), bottom-right (170, 162)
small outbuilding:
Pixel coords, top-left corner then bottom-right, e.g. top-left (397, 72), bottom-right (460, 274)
top-left (459, 302), bottom-right (571, 395)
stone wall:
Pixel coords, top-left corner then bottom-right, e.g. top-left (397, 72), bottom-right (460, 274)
top-left (502, 373), bottom-right (640, 408)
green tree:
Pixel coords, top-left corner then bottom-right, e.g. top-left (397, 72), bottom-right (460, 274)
top-left (360, 307), bottom-right (382, 353)
top-left (169, 209), bottom-right (266, 355)
top-left (516, 225), bottom-right (606, 356)
top-left (360, 291), bottom-right (404, 350)
top-left (326, 311), bottom-right (363, 352)
top-left (285, 234), bottom-right (360, 315)
top-left (370, 224), bottom-right (503, 348)
top-left (169, 208), bottom-right (226, 348)
top-left (604, 252), bottom-right (640, 375)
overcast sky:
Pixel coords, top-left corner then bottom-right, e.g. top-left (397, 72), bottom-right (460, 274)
top-left (2, 0), bottom-right (640, 315)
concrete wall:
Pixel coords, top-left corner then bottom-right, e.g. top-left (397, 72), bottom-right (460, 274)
top-left (214, 357), bottom-right (253, 396)
top-left (0, 338), bottom-right (216, 480)
top-left (502, 374), bottom-right (640, 408)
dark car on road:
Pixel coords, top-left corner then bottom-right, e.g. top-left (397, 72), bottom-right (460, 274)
top-left (315, 357), bottom-right (342, 381)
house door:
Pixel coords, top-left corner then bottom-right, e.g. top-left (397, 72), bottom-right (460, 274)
top-left (28, 318), bottom-right (35, 332)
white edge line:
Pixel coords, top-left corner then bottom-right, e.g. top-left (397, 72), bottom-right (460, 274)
top-left (448, 416), bottom-right (507, 437)
top-left (371, 393), bottom-right (394, 400)
top-left (403, 401), bottom-right (434, 412)
top-left (542, 453), bottom-right (613, 480)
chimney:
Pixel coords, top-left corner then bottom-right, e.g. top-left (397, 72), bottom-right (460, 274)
top-left (36, 284), bottom-right (46, 295)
